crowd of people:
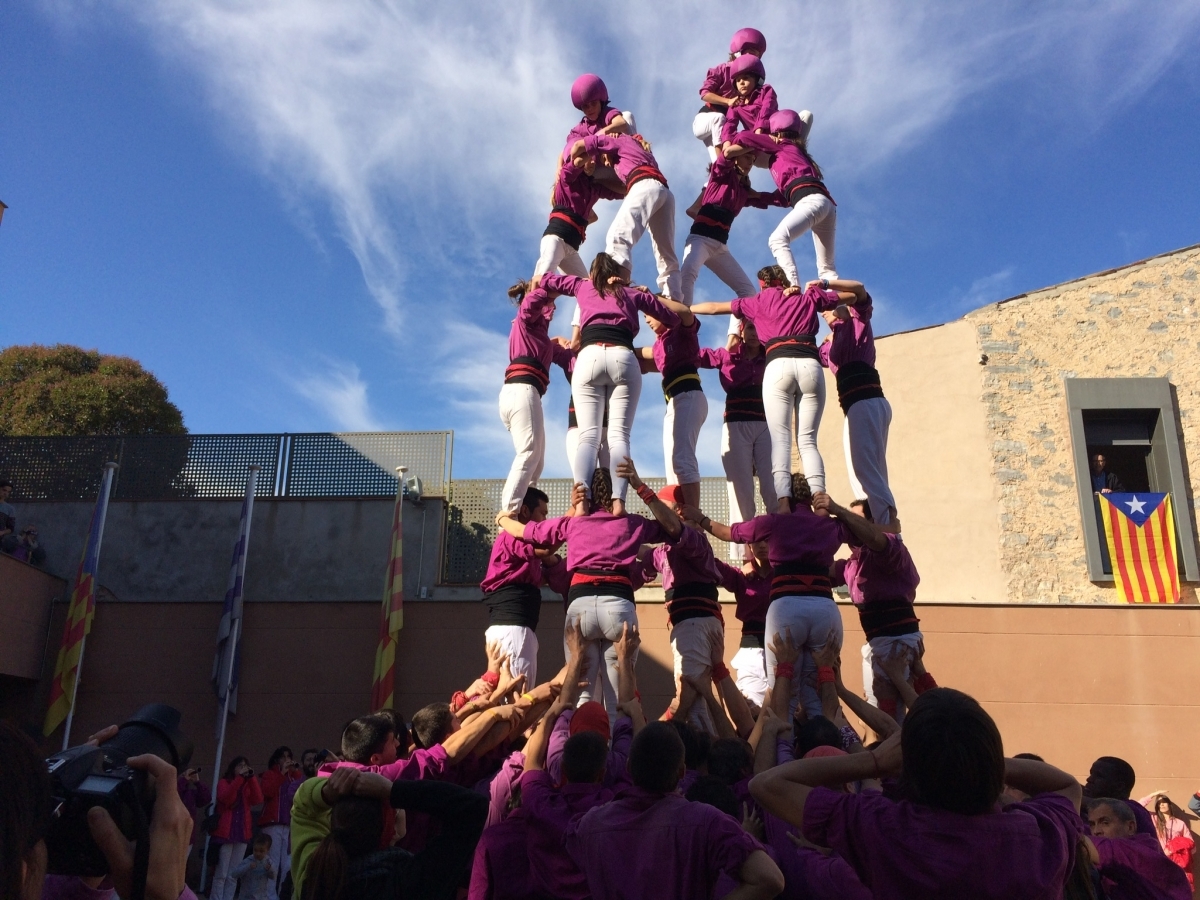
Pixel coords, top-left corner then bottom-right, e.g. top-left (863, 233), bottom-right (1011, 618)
top-left (3, 25), bottom-right (1198, 900)
top-left (0, 478), bottom-right (47, 568)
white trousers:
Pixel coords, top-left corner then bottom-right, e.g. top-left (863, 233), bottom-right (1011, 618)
top-left (723, 419), bottom-right (777, 559)
top-left (731, 646), bottom-right (768, 707)
top-left (533, 234), bottom-right (590, 281)
top-left (572, 344), bottom-right (641, 501)
top-left (670, 616), bottom-right (725, 734)
top-left (606, 179), bottom-right (682, 300)
top-left (262, 823), bottom-right (289, 900)
top-left (565, 594), bottom-right (639, 729)
top-left (680, 234), bottom-right (756, 307)
top-left (485, 624), bottom-right (539, 689)
top-left (769, 194), bottom-right (838, 287)
top-left (844, 397), bottom-right (897, 525)
top-left (499, 383), bottom-right (545, 514)
top-left (692, 111), bottom-right (726, 162)
top-left (210, 842), bottom-right (247, 900)
top-left (566, 425), bottom-right (610, 478)
top-left (861, 632), bottom-right (923, 711)
top-left (663, 390), bottom-right (708, 485)
top-left (762, 357), bottom-right (826, 497)
top-left (764, 595), bottom-right (843, 719)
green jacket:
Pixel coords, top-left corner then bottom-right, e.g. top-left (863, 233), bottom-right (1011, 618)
top-left (289, 777), bottom-right (331, 899)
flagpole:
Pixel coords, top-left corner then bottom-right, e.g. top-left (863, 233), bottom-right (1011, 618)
top-left (61, 461), bottom-right (118, 751)
top-left (201, 465), bottom-right (259, 893)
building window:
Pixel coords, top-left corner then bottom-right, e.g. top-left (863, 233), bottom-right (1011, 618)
top-left (1065, 378), bottom-right (1199, 583)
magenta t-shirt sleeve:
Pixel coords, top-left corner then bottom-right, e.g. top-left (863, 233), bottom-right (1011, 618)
top-left (582, 133), bottom-right (619, 156)
top-left (524, 516), bottom-right (570, 548)
top-left (520, 287), bottom-right (555, 324)
top-left (545, 709), bottom-right (573, 784)
top-left (697, 347), bottom-right (722, 370)
top-left (539, 273), bottom-right (583, 298)
top-left (377, 744), bottom-right (448, 781)
top-left (809, 285), bottom-right (842, 312)
top-left (729, 515), bottom-right (769, 544)
top-left (801, 786), bottom-right (860, 854)
top-left (633, 290), bottom-right (681, 327)
top-left (731, 131), bottom-right (778, 154)
top-left (518, 769), bottom-right (567, 828)
top-left (700, 64), bottom-right (729, 97)
top-left (751, 86), bottom-right (779, 132)
top-left (704, 806), bottom-right (768, 880)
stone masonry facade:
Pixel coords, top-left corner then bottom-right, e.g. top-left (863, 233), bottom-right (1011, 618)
top-left (967, 243), bottom-right (1200, 603)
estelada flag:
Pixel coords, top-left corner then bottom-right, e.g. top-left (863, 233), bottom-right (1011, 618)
top-left (43, 481), bottom-right (111, 735)
top-left (1098, 492), bottom-right (1180, 604)
top-left (370, 484), bottom-right (405, 711)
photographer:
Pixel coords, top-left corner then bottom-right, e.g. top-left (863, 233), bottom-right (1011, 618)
top-left (210, 757), bottom-right (263, 900)
top-left (258, 747), bottom-right (302, 899)
top-left (0, 721), bottom-right (194, 900)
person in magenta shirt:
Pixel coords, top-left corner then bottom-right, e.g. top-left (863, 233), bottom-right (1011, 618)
top-left (568, 721), bottom-right (784, 899)
top-left (693, 27), bottom-right (768, 162)
top-left (535, 144), bottom-right (624, 283)
top-left (1086, 798), bottom-right (1192, 900)
top-left (536, 266), bottom-right (687, 508)
top-left (717, 53), bottom-right (778, 146)
top-left (751, 687), bottom-right (1087, 900)
top-left (725, 109), bottom-right (838, 286)
top-left (715, 539), bottom-right (773, 706)
top-left (818, 279), bottom-right (899, 528)
top-left (693, 272), bottom-right (861, 506)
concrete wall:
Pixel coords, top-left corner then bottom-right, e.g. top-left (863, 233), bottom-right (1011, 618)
top-left (11, 496), bottom-right (445, 603)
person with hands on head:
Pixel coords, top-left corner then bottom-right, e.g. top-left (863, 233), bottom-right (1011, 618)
top-left (210, 756), bottom-right (263, 900)
top-left (751, 687), bottom-right (1087, 900)
top-left (815, 489), bottom-right (924, 724)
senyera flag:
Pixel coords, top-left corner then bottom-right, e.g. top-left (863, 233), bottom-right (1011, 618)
top-left (1098, 492), bottom-right (1180, 604)
top-left (371, 474), bottom-right (405, 711)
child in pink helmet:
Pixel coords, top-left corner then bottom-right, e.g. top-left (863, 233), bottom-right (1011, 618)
top-left (693, 27), bottom-right (766, 163)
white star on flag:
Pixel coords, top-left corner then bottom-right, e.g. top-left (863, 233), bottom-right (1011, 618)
top-left (1125, 496), bottom-right (1147, 515)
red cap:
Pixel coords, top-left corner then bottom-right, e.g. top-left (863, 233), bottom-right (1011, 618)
top-left (803, 745), bottom-right (848, 759)
top-left (656, 484), bottom-right (684, 504)
top-left (569, 701), bottom-right (611, 743)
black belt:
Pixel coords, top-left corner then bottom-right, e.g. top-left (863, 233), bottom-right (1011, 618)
top-left (482, 583), bottom-right (543, 630)
top-left (543, 207), bottom-right (588, 251)
top-left (665, 582), bottom-right (721, 626)
top-left (724, 383), bottom-right (765, 422)
top-left (504, 355), bottom-right (550, 396)
top-left (765, 334), bottom-right (818, 363)
top-left (580, 324), bottom-right (634, 350)
top-left (770, 561), bottom-right (834, 602)
top-left (858, 599), bottom-right (920, 641)
top-left (568, 569), bottom-right (635, 605)
top-left (783, 177), bottom-right (834, 206)
top-left (662, 366), bottom-right (703, 402)
top-left (835, 361), bottom-right (885, 412)
top-left (689, 203), bottom-right (735, 244)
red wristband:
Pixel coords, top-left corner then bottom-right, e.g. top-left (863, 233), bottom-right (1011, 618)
top-left (481, 671), bottom-right (500, 688)
top-left (712, 661), bottom-right (730, 682)
top-left (914, 672), bottom-right (938, 694)
top-left (636, 484), bottom-right (657, 505)
top-left (663, 708), bottom-right (675, 721)
top-left (774, 662), bottom-right (795, 680)
top-left (817, 666), bottom-right (836, 684)
top-left (450, 691), bottom-right (468, 712)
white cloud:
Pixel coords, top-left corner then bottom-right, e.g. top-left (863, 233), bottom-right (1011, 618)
top-left (957, 267), bottom-right (1017, 314)
top-left (287, 359), bottom-right (384, 431)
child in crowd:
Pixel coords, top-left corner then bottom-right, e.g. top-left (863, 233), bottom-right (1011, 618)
top-left (231, 834), bottom-right (276, 900)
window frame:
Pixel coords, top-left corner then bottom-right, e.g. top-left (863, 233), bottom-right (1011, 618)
top-left (1065, 377), bottom-right (1199, 582)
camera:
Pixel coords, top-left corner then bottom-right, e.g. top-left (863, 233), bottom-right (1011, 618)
top-left (44, 703), bottom-right (193, 876)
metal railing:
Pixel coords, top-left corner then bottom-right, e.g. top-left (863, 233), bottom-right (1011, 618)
top-left (0, 432), bottom-right (452, 501)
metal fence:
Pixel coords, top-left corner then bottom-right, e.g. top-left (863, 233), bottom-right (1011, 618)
top-left (442, 476), bottom-right (768, 584)
top-left (0, 432), bottom-right (451, 501)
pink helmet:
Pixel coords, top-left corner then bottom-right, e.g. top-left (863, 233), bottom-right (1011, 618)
top-left (769, 109), bottom-right (812, 140)
top-left (571, 74), bottom-right (609, 110)
top-left (729, 54), bottom-right (765, 82)
top-left (729, 27), bottom-right (767, 56)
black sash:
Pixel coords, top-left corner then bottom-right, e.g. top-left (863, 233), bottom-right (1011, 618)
top-left (835, 361), bottom-right (885, 412)
top-left (580, 323), bottom-right (634, 350)
top-left (765, 334), bottom-right (818, 363)
top-left (724, 383), bottom-right (765, 422)
top-left (689, 203), bottom-right (735, 244)
top-left (858, 599), bottom-right (920, 640)
top-left (482, 583), bottom-right (543, 630)
top-left (739, 620), bottom-right (766, 648)
top-left (770, 561), bottom-right (834, 602)
top-left (504, 355), bottom-right (550, 396)
top-left (664, 582), bottom-right (721, 626)
top-left (784, 177), bottom-right (834, 206)
top-left (543, 207), bottom-right (588, 251)
top-left (662, 366), bottom-right (703, 402)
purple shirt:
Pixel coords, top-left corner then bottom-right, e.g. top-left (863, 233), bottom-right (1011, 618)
top-left (319, 744), bottom-right (448, 783)
top-left (1093, 832), bottom-right (1192, 900)
top-left (569, 786), bottom-right (765, 900)
top-left (551, 155), bottom-right (623, 218)
top-left (481, 530), bottom-right (543, 594)
top-left (716, 559), bottom-right (772, 626)
top-left (547, 708), bottom-right (634, 791)
top-left (729, 507), bottom-right (857, 571)
top-left (732, 132), bottom-right (824, 196)
top-left (698, 345), bottom-right (766, 393)
top-left (524, 511), bottom-right (672, 574)
top-left (565, 106), bottom-right (624, 152)
top-left (650, 524), bottom-right (722, 590)
top-left (508, 287), bottom-right (556, 369)
top-left (765, 809), bottom-right (871, 900)
top-left (831, 534), bottom-right (920, 607)
top-left (581, 133), bottom-right (662, 185)
top-left (522, 769), bottom-right (614, 900)
top-left (720, 85), bottom-right (780, 142)
top-left (730, 285), bottom-right (842, 344)
top-left (819, 297), bottom-right (876, 374)
top-left (467, 806), bottom-right (539, 900)
top-left (543, 556), bottom-right (572, 602)
top-left (651, 318), bottom-right (702, 378)
top-left (696, 153), bottom-right (783, 217)
top-left (699, 61), bottom-right (736, 101)
top-left (540, 274), bottom-right (680, 338)
top-left (485, 750), bottom-right (526, 828)
top-left (802, 788), bottom-right (1083, 900)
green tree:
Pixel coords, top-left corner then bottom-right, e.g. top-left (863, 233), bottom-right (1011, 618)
top-left (0, 344), bottom-right (186, 436)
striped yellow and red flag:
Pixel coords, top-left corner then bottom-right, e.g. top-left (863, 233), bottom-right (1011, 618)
top-left (1098, 492), bottom-right (1180, 604)
top-left (44, 465), bottom-right (117, 737)
top-left (370, 480), bottom-right (405, 711)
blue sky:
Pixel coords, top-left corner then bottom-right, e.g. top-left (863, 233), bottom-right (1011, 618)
top-left (3, 1), bottom-right (1199, 478)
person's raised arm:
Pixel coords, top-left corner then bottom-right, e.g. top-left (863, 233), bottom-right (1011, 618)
top-left (687, 673), bottom-right (736, 739)
top-left (599, 113), bottom-right (629, 136)
top-left (811, 643), bottom-right (842, 723)
top-left (691, 301), bottom-right (735, 316)
top-left (441, 705), bottom-right (521, 764)
top-left (811, 491), bottom-right (888, 553)
top-left (833, 654), bottom-right (899, 741)
top-left (1003, 757), bottom-right (1083, 809)
top-left (769, 629), bottom-right (801, 721)
top-left (752, 706), bottom-right (790, 774)
top-left (879, 651), bottom-right (919, 710)
top-left (727, 850), bottom-right (786, 900)
top-left (615, 622), bottom-right (648, 732)
top-left (701, 91), bottom-right (736, 109)
top-left (807, 278), bottom-right (868, 304)
top-left (682, 504), bottom-right (734, 543)
top-left (617, 457), bottom-right (683, 538)
top-left (717, 669), bottom-right (756, 740)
